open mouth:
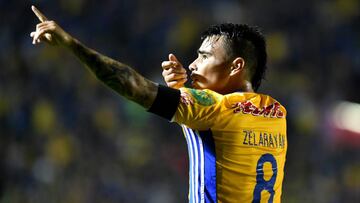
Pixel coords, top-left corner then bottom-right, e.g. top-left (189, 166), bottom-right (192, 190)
top-left (190, 79), bottom-right (200, 88)
top-left (190, 73), bottom-right (199, 81)
top-left (190, 73), bottom-right (201, 88)
top-left (190, 78), bottom-right (198, 85)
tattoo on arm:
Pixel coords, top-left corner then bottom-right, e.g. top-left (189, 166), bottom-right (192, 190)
top-left (67, 38), bottom-right (157, 109)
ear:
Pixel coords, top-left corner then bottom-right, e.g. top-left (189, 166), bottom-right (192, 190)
top-left (230, 57), bottom-right (245, 76)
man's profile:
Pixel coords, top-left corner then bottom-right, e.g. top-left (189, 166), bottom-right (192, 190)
top-left (30, 5), bottom-right (287, 202)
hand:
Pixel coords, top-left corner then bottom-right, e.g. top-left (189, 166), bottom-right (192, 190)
top-left (161, 54), bottom-right (187, 89)
top-left (30, 5), bottom-right (72, 46)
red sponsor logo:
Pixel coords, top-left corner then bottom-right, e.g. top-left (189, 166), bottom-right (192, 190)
top-left (232, 101), bottom-right (284, 118)
top-left (180, 91), bottom-right (194, 105)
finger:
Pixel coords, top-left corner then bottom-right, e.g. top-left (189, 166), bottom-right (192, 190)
top-left (164, 73), bottom-right (187, 81)
top-left (168, 54), bottom-right (184, 69)
top-left (169, 53), bottom-right (180, 63)
top-left (37, 33), bottom-right (49, 42)
top-left (164, 73), bottom-right (187, 82)
top-left (32, 32), bottom-right (39, 44)
top-left (167, 79), bottom-right (187, 89)
top-left (171, 77), bottom-right (188, 84)
top-left (33, 33), bottom-right (51, 44)
top-left (36, 22), bottom-right (54, 41)
top-left (162, 67), bottom-right (186, 76)
top-left (33, 31), bottom-right (46, 44)
top-left (44, 33), bottom-right (53, 42)
top-left (167, 81), bottom-right (179, 88)
top-left (162, 62), bottom-right (186, 72)
top-left (177, 78), bottom-right (188, 85)
top-left (33, 26), bottom-right (53, 44)
top-left (161, 61), bottom-right (177, 70)
top-left (162, 68), bottom-right (185, 78)
top-left (32, 31), bottom-right (40, 44)
top-left (163, 67), bottom-right (186, 75)
top-left (32, 5), bottom-right (48, 22)
top-left (174, 67), bottom-right (186, 73)
top-left (36, 21), bottom-right (51, 30)
top-left (33, 33), bottom-right (45, 45)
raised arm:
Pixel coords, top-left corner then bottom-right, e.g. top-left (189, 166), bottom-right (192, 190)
top-left (30, 6), bottom-right (157, 109)
top-left (66, 38), bottom-right (158, 109)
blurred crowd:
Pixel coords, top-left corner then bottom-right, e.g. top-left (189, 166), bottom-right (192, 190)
top-left (0, 0), bottom-right (359, 202)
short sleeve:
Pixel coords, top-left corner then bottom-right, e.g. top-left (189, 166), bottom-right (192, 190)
top-left (173, 88), bottom-right (223, 130)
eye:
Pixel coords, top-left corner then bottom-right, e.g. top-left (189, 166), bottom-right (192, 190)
top-left (201, 54), bottom-right (208, 59)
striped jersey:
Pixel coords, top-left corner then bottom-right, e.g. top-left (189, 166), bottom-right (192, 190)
top-left (172, 88), bottom-right (287, 203)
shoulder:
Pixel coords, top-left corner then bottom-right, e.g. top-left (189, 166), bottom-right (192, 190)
top-left (179, 88), bottom-right (223, 106)
top-left (224, 92), bottom-right (287, 118)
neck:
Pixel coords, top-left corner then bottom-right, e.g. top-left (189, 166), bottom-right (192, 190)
top-left (220, 80), bottom-right (254, 94)
top-left (237, 80), bottom-right (254, 92)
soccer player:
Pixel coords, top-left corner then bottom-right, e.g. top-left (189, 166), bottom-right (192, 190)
top-left (161, 25), bottom-right (287, 203)
top-left (30, 5), bottom-right (287, 203)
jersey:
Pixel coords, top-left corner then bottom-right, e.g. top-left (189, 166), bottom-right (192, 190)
top-left (172, 88), bottom-right (287, 203)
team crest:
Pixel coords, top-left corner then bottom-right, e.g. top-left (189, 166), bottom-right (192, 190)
top-left (189, 89), bottom-right (215, 106)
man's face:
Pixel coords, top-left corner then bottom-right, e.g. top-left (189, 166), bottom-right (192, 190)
top-left (189, 35), bottom-right (232, 93)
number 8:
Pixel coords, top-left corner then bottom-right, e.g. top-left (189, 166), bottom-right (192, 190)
top-left (252, 153), bottom-right (277, 203)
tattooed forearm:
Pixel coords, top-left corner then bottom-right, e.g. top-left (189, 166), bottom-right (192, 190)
top-left (66, 38), bottom-right (157, 109)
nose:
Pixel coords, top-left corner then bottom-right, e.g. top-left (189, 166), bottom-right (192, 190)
top-left (189, 60), bottom-right (197, 72)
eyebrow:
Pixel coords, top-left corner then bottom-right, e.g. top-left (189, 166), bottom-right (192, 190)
top-left (197, 49), bottom-right (212, 55)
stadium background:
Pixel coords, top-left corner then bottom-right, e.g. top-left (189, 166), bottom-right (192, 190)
top-left (0, 0), bottom-right (359, 202)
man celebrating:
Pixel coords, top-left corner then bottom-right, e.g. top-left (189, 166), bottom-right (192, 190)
top-left (160, 25), bottom-right (287, 203)
top-left (30, 5), bottom-right (287, 203)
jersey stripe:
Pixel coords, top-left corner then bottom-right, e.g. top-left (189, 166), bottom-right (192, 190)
top-left (196, 131), bottom-right (205, 203)
top-left (189, 128), bottom-right (199, 203)
top-left (182, 126), bottom-right (195, 202)
top-left (183, 126), bottom-right (198, 203)
top-left (198, 130), bottom-right (217, 203)
top-left (183, 126), bottom-right (210, 203)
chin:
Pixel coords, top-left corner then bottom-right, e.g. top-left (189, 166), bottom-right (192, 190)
top-left (191, 81), bottom-right (201, 89)
top-left (191, 82), bottom-right (206, 90)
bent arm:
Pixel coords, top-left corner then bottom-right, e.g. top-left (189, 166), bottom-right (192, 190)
top-left (66, 38), bottom-right (157, 109)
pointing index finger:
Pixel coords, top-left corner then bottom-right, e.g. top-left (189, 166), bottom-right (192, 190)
top-left (32, 5), bottom-right (48, 22)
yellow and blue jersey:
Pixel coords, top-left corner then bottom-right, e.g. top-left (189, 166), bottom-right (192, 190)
top-left (172, 88), bottom-right (287, 203)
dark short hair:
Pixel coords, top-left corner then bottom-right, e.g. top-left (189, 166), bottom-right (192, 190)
top-left (201, 23), bottom-right (267, 92)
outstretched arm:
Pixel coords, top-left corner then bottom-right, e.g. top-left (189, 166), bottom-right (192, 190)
top-left (30, 6), bottom-right (157, 109)
top-left (67, 38), bottom-right (158, 109)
